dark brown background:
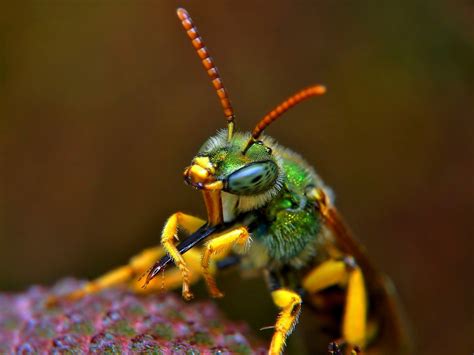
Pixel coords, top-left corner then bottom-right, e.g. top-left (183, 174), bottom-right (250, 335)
top-left (1, 1), bottom-right (472, 354)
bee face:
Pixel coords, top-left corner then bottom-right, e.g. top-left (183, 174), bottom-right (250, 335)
top-left (184, 132), bottom-right (279, 196)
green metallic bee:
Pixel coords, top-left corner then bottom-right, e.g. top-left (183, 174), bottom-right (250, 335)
top-left (60, 8), bottom-right (410, 355)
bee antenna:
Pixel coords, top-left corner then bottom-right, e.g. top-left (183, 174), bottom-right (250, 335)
top-left (242, 85), bottom-right (326, 154)
top-left (177, 8), bottom-right (235, 140)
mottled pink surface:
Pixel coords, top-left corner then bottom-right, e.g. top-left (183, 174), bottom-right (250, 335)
top-left (0, 279), bottom-right (265, 354)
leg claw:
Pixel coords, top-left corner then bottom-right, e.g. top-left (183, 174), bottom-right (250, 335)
top-left (328, 341), bottom-right (342, 355)
top-left (182, 290), bottom-right (194, 301)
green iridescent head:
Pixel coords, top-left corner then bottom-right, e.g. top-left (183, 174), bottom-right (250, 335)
top-left (196, 131), bottom-right (282, 196)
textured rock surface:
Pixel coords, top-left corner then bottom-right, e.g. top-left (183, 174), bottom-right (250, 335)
top-left (0, 279), bottom-right (265, 354)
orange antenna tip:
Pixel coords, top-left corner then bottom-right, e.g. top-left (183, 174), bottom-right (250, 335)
top-left (176, 8), bottom-right (189, 20)
top-left (243, 84), bottom-right (326, 153)
top-left (313, 85), bottom-right (327, 95)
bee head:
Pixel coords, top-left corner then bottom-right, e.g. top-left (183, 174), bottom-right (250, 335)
top-left (184, 131), bottom-right (280, 196)
top-left (176, 7), bottom-right (325, 212)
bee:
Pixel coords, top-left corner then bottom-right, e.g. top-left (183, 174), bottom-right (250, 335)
top-left (58, 8), bottom-right (410, 354)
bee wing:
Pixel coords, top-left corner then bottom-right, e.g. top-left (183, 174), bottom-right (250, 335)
top-left (324, 207), bottom-right (413, 353)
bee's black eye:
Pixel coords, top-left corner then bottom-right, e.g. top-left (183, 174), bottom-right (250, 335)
top-left (225, 160), bottom-right (278, 195)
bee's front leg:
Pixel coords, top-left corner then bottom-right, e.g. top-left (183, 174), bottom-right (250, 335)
top-left (268, 288), bottom-right (302, 355)
top-left (201, 226), bottom-right (250, 298)
top-left (160, 212), bottom-right (206, 300)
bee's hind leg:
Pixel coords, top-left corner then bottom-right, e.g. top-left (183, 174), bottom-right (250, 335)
top-left (302, 257), bottom-right (368, 352)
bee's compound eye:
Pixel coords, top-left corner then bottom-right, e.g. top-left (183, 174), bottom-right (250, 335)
top-left (225, 160), bottom-right (278, 195)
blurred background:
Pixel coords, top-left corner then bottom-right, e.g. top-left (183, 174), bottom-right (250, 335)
top-left (0, 1), bottom-right (472, 354)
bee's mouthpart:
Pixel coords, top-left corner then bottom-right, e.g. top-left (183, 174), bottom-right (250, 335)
top-left (183, 157), bottom-right (224, 229)
top-left (184, 156), bottom-right (214, 185)
top-left (184, 178), bottom-right (225, 191)
top-left (183, 162), bottom-right (224, 191)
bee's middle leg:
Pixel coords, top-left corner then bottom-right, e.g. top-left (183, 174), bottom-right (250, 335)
top-left (302, 257), bottom-right (368, 351)
top-left (47, 246), bottom-right (165, 304)
top-left (201, 226), bottom-right (250, 298)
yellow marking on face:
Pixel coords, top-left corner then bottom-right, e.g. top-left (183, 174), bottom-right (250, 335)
top-left (185, 157), bottom-right (217, 185)
top-left (188, 164), bottom-right (209, 182)
top-left (193, 156), bottom-right (215, 174)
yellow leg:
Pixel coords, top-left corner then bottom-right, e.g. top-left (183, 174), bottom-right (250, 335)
top-left (302, 257), bottom-right (368, 350)
top-left (302, 259), bottom-right (348, 293)
top-left (46, 246), bottom-right (165, 306)
top-left (46, 213), bottom-right (205, 306)
top-left (269, 288), bottom-right (302, 355)
top-left (343, 266), bottom-right (367, 347)
top-left (201, 226), bottom-right (250, 297)
top-left (161, 212), bottom-right (206, 300)
top-left (50, 247), bottom-right (208, 306)
top-left (74, 247), bottom-right (165, 300)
